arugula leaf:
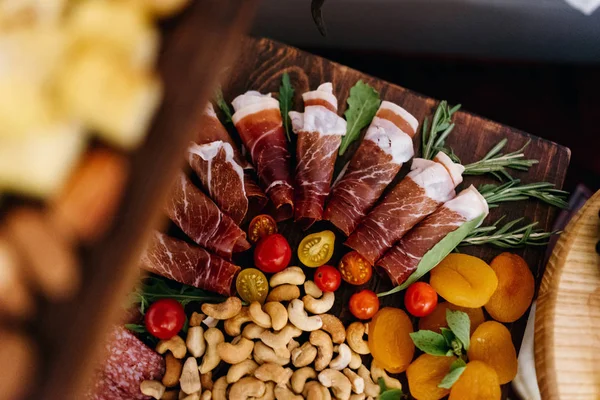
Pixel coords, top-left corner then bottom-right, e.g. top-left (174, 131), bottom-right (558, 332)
top-left (124, 323), bottom-right (146, 333)
top-left (131, 276), bottom-right (225, 308)
top-left (339, 80), bottom-right (381, 155)
top-left (214, 87), bottom-right (233, 124)
top-left (124, 323), bottom-right (159, 346)
top-left (409, 330), bottom-right (450, 356)
top-left (279, 72), bottom-right (294, 141)
top-left (438, 359), bottom-right (467, 389)
top-left (446, 310), bottom-right (471, 351)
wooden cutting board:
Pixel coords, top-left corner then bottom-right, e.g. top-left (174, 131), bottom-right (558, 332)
top-left (221, 37), bottom-right (571, 397)
top-left (535, 190), bottom-right (600, 399)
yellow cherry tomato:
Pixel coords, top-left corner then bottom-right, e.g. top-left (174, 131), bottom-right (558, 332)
top-left (298, 230), bottom-right (335, 267)
top-left (236, 268), bottom-right (268, 303)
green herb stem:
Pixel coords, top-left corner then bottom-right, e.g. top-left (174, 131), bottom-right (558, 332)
top-left (461, 217), bottom-right (560, 248)
top-left (478, 179), bottom-right (569, 209)
top-left (463, 139), bottom-right (539, 181)
top-left (421, 101), bottom-right (461, 160)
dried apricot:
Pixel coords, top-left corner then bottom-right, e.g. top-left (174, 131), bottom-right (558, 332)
top-left (467, 321), bottom-right (518, 384)
top-left (484, 252), bottom-right (534, 322)
top-left (368, 307), bottom-right (415, 373)
top-left (418, 302), bottom-right (485, 335)
top-left (448, 360), bottom-right (501, 400)
top-left (429, 254), bottom-right (498, 308)
top-left (407, 354), bottom-right (456, 400)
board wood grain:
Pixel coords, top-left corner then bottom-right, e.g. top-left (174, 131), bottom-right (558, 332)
top-left (220, 37), bottom-right (571, 398)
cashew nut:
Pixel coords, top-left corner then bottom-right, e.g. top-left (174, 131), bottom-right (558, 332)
top-left (217, 337), bottom-right (254, 364)
top-left (242, 323), bottom-right (266, 340)
top-left (310, 330), bottom-right (334, 371)
top-left (200, 391), bottom-right (212, 400)
top-left (288, 299), bottom-right (323, 331)
top-left (370, 361), bottom-right (401, 390)
top-left (140, 380), bottom-right (165, 399)
top-left (348, 349), bottom-right (362, 370)
top-left (180, 357), bottom-right (201, 394)
top-left (254, 363), bottom-right (294, 385)
top-left (304, 281), bottom-right (323, 298)
top-left (356, 366), bottom-right (379, 398)
top-left (227, 359), bottom-right (259, 383)
top-left (201, 372), bottom-right (213, 390)
top-left (199, 328), bottom-right (224, 374)
top-left (318, 369), bottom-right (352, 400)
top-left (253, 341), bottom-right (290, 365)
top-left (330, 344), bottom-right (352, 370)
top-left (303, 291), bottom-right (335, 314)
top-left (346, 323), bottom-right (370, 355)
top-left (291, 367), bottom-right (317, 394)
top-left (212, 376), bottom-right (228, 400)
top-left (156, 335), bottom-right (187, 359)
top-left (187, 325), bottom-right (206, 358)
top-left (260, 324), bottom-right (302, 356)
top-left (182, 393), bottom-right (200, 400)
top-left (303, 381), bottom-right (332, 400)
top-left (162, 353), bottom-right (183, 387)
top-left (203, 316), bottom-right (219, 328)
top-left (263, 302), bottom-right (288, 331)
top-left (229, 377), bottom-right (266, 400)
top-left (249, 301), bottom-right (272, 328)
top-left (350, 394), bottom-right (366, 400)
top-left (224, 307), bottom-right (252, 336)
top-left (343, 369), bottom-right (364, 395)
top-left (201, 297), bottom-right (242, 319)
top-left (287, 339), bottom-right (300, 352)
top-left (320, 314), bottom-right (346, 344)
top-left (291, 342), bottom-right (318, 367)
top-left (274, 385), bottom-right (303, 400)
top-left (270, 266), bottom-right (306, 287)
top-left (190, 312), bottom-right (204, 327)
top-left (266, 284), bottom-right (300, 302)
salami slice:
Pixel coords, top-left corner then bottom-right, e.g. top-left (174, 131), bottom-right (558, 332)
top-left (141, 231), bottom-right (240, 296)
top-left (324, 101), bottom-right (418, 236)
top-left (290, 83), bottom-right (346, 229)
top-left (165, 172), bottom-right (250, 259)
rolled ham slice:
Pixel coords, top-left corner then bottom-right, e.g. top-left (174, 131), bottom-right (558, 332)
top-left (232, 91), bottom-right (294, 221)
top-left (324, 101), bottom-right (418, 236)
top-left (165, 172), bottom-right (250, 259)
top-left (290, 83), bottom-right (346, 229)
top-left (377, 186), bottom-right (489, 285)
top-left (345, 152), bottom-right (465, 265)
top-left (141, 231), bottom-right (241, 296)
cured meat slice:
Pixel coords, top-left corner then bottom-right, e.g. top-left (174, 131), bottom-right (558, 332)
top-left (141, 231), bottom-right (240, 296)
top-left (377, 186), bottom-right (489, 285)
top-left (87, 326), bottom-right (165, 400)
top-left (232, 91), bottom-right (294, 221)
top-left (290, 83), bottom-right (346, 229)
top-left (324, 101), bottom-right (418, 236)
top-left (345, 152), bottom-right (464, 265)
top-left (165, 172), bottom-right (250, 259)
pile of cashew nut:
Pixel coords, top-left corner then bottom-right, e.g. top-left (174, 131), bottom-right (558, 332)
top-left (140, 266), bottom-right (402, 400)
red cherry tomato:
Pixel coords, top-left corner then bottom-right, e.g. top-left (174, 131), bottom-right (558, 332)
top-left (254, 233), bottom-right (292, 273)
top-left (314, 265), bottom-right (341, 292)
top-left (404, 282), bottom-right (438, 317)
top-left (144, 299), bottom-right (185, 339)
top-left (349, 289), bottom-right (380, 320)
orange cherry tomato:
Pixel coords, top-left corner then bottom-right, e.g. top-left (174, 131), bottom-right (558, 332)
top-left (339, 251), bottom-right (372, 285)
top-left (404, 282), bottom-right (438, 317)
top-left (349, 289), bottom-right (380, 320)
top-left (248, 214), bottom-right (277, 244)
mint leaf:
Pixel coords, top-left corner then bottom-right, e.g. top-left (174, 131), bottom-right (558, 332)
top-left (440, 327), bottom-right (456, 347)
top-left (339, 80), bottom-right (381, 155)
top-left (214, 87), bottom-right (233, 124)
top-left (446, 310), bottom-right (471, 351)
top-left (279, 72), bottom-right (294, 141)
top-left (410, 330), bottom-right (450, 356)
top-left (438, 364), bottom-right (466, 389)
top-left (379, 389), bottom-right (404, 400)
top-left (450, 358), bottom-right (467, 371)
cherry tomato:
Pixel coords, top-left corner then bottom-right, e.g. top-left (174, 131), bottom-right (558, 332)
top-left (314, 265), bottom-right (341, 292)
top-left (349, 289), bottom-right (380, 320)
top-left (144, 299), bottom-right (185, 339)
top-left (339, 251), bottom-right (372, 285)
top-left (236, 268), bottom-right (269, 303)
top-left (404, 282), bottom-right (438, 317)
top-left (254, 234), bottom-right (291, 273)
top-left (248, 214), bottom-right (277, 244)
top-left (298, 230), bottom-right (335, 267)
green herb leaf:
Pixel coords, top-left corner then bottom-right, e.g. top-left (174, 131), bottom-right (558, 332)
top-left (131, 276), bottom-right (225, 309)
top-left (124, 323), bottom-right (146, 333)
top-left (214, 87), bottom-right (233, 124)
top-left (479, 179), bottom-right (569, 209)
top-left (446, 310), bottom-right (471, 351)
top-left (378, 377), bottom-right (388, 393)
top-left (463, 139), bottom-right (539, 181)
top-left (379, 389), bottom-right (404, 400)
top-left (279, 72), bottom-right (294, 141)
top-left (461, 216), bottom-right (560, 248)
top-left (450, 358), bottom-right (467, 371)
top-left (378, 214), bottom-right (485, 297)
top-left (440, 327), bottom-right (456, 347)
top-left (438, 361), bottom-right (467, 389)
top-left (421, 101), bottom-right (461, 160)
top-left (409, 330), bottom-right (450, 356)
top-left (339, 80), bottom-right (381, 155)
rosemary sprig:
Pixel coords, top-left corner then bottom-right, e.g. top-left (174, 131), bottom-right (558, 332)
top-left (479, 179), bottom-right (569, 209)
top-left (462, 139), bottom-right (539, 181)
top-left (421, 101), bottom-right (462, 161)
top-left (460, 217), bottom-right (560, 248)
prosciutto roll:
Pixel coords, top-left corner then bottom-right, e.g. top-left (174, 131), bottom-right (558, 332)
top-left (165, 172), bottom-right (250, 259)
top-left (324, 101), bottom-right (418, 236)
top-left (290, 83), bottom-right (346, 229)
top-left (377, 186), bottom-right (489, 285)
top-left (232, 91), bottom-right (294, 221)
top-left (345, 152), bottom-right (465, 265)
top-left (141, 231), bottom-right (241, 296)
